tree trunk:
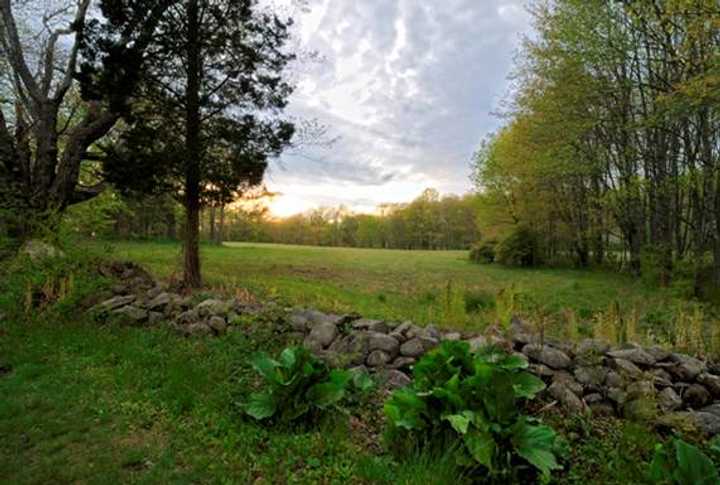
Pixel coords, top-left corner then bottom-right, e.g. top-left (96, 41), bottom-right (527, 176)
top-left (183, 0), bottom-right (202, 288)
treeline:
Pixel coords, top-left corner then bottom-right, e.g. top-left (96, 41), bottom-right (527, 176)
top-left (257, 189), bottom-right (478, 250)
top-left (473, 0), bottom-right (720, 291)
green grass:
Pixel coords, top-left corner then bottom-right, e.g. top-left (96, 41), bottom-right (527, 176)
top-left (108, 240), bottom-right (682, 331)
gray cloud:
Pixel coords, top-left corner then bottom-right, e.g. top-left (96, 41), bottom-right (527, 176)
top-left (268, 0), bottom-right (532, 214)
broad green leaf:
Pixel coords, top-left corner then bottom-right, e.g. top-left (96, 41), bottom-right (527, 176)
top-left (464, 428), bottom-right (496, 470)
top-left (352, 370), bottom-right (375, 393)
top-left (243, 392), bottom-right (277, 420)
top-left (442, 411), bottom-right (475, 435)
top-left (648, 443), bottom-right (673, 483)
top-left (306, 380), bottom-right (346, 409)
top-left (498, 354), bottom-right (529, 370)
top-left (512, 372), bottom-right (546, 399)
top-left (674, 439), bottom-right (720, 485)
top-left (278, 347), bottom-right (298, 369)
top-left (251, 353), bottom-right (280, 383)
top-left (511, 420), bottom-right (561, 479)
top-left (384, 388), bottom-right (427, 430)
top-left (482, 370), bottom-right (516, 424)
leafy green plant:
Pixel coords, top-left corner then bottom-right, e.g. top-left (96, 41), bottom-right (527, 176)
top-left (242, 346), bottom-right (369, 423)
top-left (384, 341), bottom-right (561, 483)
top-left (648, 438), bottom-right (719, 485)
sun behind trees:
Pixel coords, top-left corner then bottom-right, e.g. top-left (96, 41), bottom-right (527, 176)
top-left (472, 0), bottom-right (720, 295)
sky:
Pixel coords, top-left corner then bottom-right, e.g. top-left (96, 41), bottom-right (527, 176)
top-left (265, 1), bottom-right (534, 217)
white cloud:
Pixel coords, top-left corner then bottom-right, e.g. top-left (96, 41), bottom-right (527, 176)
top-left (269, 0), bottom-right (532, 216)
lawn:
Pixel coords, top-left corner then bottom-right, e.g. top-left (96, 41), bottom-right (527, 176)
top-left (109, 240), bottom-right (681, 332)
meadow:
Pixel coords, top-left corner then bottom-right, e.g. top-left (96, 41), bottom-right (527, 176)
top-left (110, 240), bottom-right (688, 338)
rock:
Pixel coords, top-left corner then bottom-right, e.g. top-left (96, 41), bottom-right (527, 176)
top-left (698, 374), bottom-right (720, 398)
top-left (443, 332), bottom-right (462, 341)
top-left (367, 350), bottom-right (393, 367)
top-left (111, 305), bottom-right (148, 324)
top-left (288, 312), bottom-right (309, 332)
top-left (650, 368), bottom-right (674, 388)
top-left (607, 348), bottom-right (656, 367)
top-left (400, 338), bottom-right (427, 358)
top-left (19, 240), bottom-right (65, 262)
top-left (692, 411), bottom-right (720, 436)
top-left (684, 384), bottom-right (711, 409)
top-left (605, 370), bottom-right (625, 388)
top-left (589, 402), bottom-right (616, 417)
top-left (425, 325), bottom-right (441, 340)
top-left (574, 366), bottom-right (608, 390)
top-left (382, 369), bottom-right (412, 389)
top-left (352, 319), bottom-right (388, 333)
top-left (146, 286), bottom-right (163, 300)
top-left (529, 364), bottom-right (555, 378)
top-left (208, 316), bottom-right (228, 335)
top-left (610, 358), bottom-right (643, 379)
top-left (304, 322), bottom-right (338, 351)
top-left (607, 388), bottom-right (628, 406)
top-left (367, 332), bottom-right (400, 356)
top-left (578, 338), bottom-right (611, 355)
top-left (111, 284), bottom-right (127, 295)
top-left (669, 353), bottom-right (706, 381)
top-left (584, 393), bottom-right (604, 405)
top-left (394, 321), bottom-right (414, 336)
top-left (148, 311), bottom-right (164, 325)
top-left (658, 388), bottom-right (682, 412)
top-left (147, 292), bottom-right (172, 311)
top-left (548, 381), bottom-right (585, 413)
top-left (388, 357), bottom-right (416, 370)
top-left (328, 334), bottom-right (369, 366)
top-left (522, 344), bottom-right (572, 370)
top-left (196, 299), bottom-right (229, 317)
top-left (646, 346), bottom-right (672, 362)
top-left (467, 336), bottom-right (488, 352)
top-left (700, 404), bottom-right (720, 418)
top-left (185, 322), bottom-right (213, 337)
top-left (509, 318), bottom-right (534, 345)
top-left (96, 295), bottom-right (137, 312)
top-left (626, 381), bottom-right (655, 400)
top-left (553, 371), bottom-right (583, 396)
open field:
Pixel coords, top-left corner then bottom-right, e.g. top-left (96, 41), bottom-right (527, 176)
top-left (109, 241), bottom-right (687, 335)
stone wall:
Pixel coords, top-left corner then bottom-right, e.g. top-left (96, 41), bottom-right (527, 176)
top-left (92, 262), bottom-right (720, 437)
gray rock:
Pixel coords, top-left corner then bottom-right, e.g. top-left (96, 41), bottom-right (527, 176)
top-left (394, 321), bottom-right (414, 336)
top-left (669, 353), bottom-right (706, 381)
top-left (112, 305), bottom-right (148, 324)
top-left (658, 388), bottom-right (682, 412)
top-left (19, 240), bottom-right (65, 262)
top-left (548, 381), bottom-right (585, 413)
top-left (389, 357), bottom-right (416, 370)
top-left (196, 299), bottom-right (230, 317)
top-left (578, 338), bottom-right (611, 355)
top-left (574, 366), bottom-right (608, 389)
top-left (147, 292), bottom-right (172, 311)
top-left (522, 344), bottom-right (571, 370)
top-left (288, 312), bottom-right (309, 332)
top-left (443, 332), bottom-right (462, 341)
top-left (352, 319), bottom-right (388, 334)
top-left (646, 345), bottom-right (672, 362)
top-left (605, 371), bottom-right (625, 388)
top-left (589, 402), bottom-right (616, 417)
top-left (467, 336), bottom-right (488, 352)
top-left (700, 404), bottom-right (720, 418)
top-left (185, 323), bottom-right (213, 337)
top-left (146, 286), bottom-right (163, 300)
top-left (650, 368), bottom-right (674, 388)
top-left (684, 384), bottom-right (711, 409)
top-left (698, 374), bottom-right (720, 398)
top-left (382, 369), bottom-right (412, 389)
top-left (584, 393), bottom-right (604, 405)
top-left (425, 325), bottom-right (441, 340)
top-left (96, 295), bottom-right (137, 312)
top-left (608, 388), bottom-right (628, 405)
top-left (367, 350), bottom-right (393, 367)
top-left (692, 411), bottom-right (720, 435)
top-left (607, 348), bottom-right (656, 367)
top-left (328, 334), bottom-right (370, 366)
top-left (368, 332), bottom-right (400, 356)
top-left (148, 311), bottom-right (164, 325)
top-left (176, 309), bottom-right (199, 325)
top-left (208, 316), bottom-right (228, 335)
top-left (400, 338), bottom-right (427, 358)
top-left (304, 322), bottom-right (338, 351)
top-left (626, 381), bottom-right (655, 400)
top-left (553, 371), bottom-right (583, 396)
top-left (529, 363), bottom-right (555, 378)
top-left (610, 358), bottom-right (643, 379)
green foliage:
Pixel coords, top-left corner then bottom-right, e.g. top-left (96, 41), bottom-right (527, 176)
top-left (242, 346), bottom-right (368, 423)
top-left (648, 438), bottom-right (719, 485)
top-left (470, 240), bottom-right (497, 264)
top-left (384, 341), bottom-right (561, 483)
top-left (496, 226), bottom-right (542, 267)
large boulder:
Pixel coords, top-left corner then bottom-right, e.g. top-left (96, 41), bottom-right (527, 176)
top-left (367, 332), bottom-right (400, 356)
top-left (304, 322), bottom-right (338, 351)
top-left (658, 387), bottom-right (682, 412)
top-left (668, 353), bottom-right (706, 381)
top-left (548, 381), bottom-right (585, 413)
top-left (522, 344), bottom-right (572, 370)
top-left (328, 333), bottom-right (370, 366)
top-left (367, 350), bottom-right (393, 367)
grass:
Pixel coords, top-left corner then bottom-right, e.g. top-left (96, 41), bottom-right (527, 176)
top-left (107, 240), bottom-right (684, 332)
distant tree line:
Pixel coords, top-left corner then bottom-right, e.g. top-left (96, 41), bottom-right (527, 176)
top-left (472, 0), bottom-right (720, 294)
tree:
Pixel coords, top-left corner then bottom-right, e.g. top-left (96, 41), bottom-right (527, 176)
top-left (90, 0), bottom-right (296, 287)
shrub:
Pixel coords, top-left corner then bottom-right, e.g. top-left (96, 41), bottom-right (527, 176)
top-left (648, 438), bottom-right (719, 485)
top-left (469, 240), bottom-right (497, 264)
top-left (242, 346), bottom-right (372, 423)
top-left (496, 226), bottom-right (541, 267)
top-left (384, 341), bottom-right (561, 483)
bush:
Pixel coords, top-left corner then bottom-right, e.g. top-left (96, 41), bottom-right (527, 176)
top-left (496, 226), bottom-right (542, 267)
top-left (648, 438), bottom-right (719, 484)
top-left (384, 341), bottom-right (562, 483)
top-left (469, 240), bottom-right (497, 264)
top-left (242, 346), bottom-right (372, 423)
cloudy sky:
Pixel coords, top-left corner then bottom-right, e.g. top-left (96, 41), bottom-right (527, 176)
top-left (266, 1), bottom-right (532, 217)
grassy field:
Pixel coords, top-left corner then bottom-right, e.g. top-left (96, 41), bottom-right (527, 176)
top-left (109, 240), bottom-right (683, 334)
